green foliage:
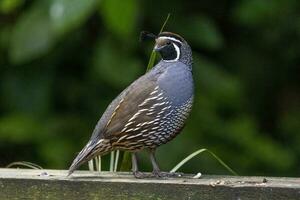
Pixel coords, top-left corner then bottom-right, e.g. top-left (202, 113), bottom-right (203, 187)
top-left (233, 0), bottom-right (298, 27)
top-left (170, 148), bottom-right (237, 175)
top-left (146, 13), bottom-right (170, 72)
top-left (0, 0), bottom-right (299, 176)
top-left (100, 0), bottom-right (139, 37)
top-left (91, 38), bottom-right (142, 87)
top-left (9, 0), bottom-right (100, 64)
top-left (174, 16), bottom-right (223, 50)
top-left (0, 0), bottom-right (23, 14)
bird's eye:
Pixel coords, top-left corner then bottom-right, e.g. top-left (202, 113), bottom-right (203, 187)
top-left (166, 41), bottom-right (172, 45)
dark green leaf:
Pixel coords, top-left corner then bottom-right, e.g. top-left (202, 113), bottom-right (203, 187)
top-left (100, 0), bottom-right (138, 37)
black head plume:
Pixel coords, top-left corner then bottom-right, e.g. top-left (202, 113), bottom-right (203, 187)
top-left (140, 31), bottom-right (157, 42)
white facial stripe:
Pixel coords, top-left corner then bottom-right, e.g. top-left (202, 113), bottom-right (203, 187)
top-left (173, 43), bottom-right (180, 60)
top-left (158, 36), bottom-right (182, 44)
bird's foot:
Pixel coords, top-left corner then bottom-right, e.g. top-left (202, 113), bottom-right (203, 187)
top-left (151, 170), bottom-right (183, 178)
top-left (132, 171), bottom-right (147, 179)
top-left (133, 170), bottom-right (183, 179)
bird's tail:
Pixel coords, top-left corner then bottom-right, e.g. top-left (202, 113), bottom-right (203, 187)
top-left (67, 139), bottom-right (111, 176)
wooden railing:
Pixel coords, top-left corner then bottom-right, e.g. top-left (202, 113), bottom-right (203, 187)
top-left (0, 168), bottom-right (299, 199)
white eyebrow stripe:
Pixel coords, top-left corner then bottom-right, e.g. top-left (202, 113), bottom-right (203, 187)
top-left (158, 36), bottom-right (182, 44)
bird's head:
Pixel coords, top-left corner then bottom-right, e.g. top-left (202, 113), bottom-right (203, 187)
top-left (153, 32), bottom-right (186, 62)
top-left (140, 31), bottom-right (192, 65)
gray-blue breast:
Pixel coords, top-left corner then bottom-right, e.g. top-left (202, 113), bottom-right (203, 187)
top-left (68, 32), bottom-right (194, 178)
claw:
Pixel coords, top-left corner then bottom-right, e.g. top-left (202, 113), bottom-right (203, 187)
top-left (151, 170), bottom-right (183, 178)
top-left (133, 171), bottom-right (147, 179)
top-left (151, 169), bottom-right (164, 178)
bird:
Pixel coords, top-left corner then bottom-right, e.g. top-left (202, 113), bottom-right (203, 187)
top-left (68, 31), bottom-right (194, 178)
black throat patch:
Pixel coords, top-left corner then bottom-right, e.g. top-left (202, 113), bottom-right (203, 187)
top-left (160, 44), bottom-right (179, 61)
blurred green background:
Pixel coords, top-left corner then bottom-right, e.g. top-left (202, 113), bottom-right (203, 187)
top-left (0, 0), bottom-right (299, 177)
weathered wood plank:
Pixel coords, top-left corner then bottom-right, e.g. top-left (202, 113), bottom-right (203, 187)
top-left (0, 168), bottom-right (299, 200)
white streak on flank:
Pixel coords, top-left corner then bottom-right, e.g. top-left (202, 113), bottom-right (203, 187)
top-left (153, 118), bottom-right (160, 122)
top-left (105, 98), bottom-right (124, 127)
top-left (150, 87), bottom-right (159, 95)
top-left (139, 95), bottom-right (158, 107)
top-left (139, 93), bottom-right (162, 107)
top-left (139, 121), bottom-right (151, 126)
top-left (128, 108), bottom-right (148, 122)
top-left (133, 127), bottom-right (142, 131)
top-left (138, 108), bottom-right (149, 113)
top-left (114, 98), bottom-right (124, 110)
top-left (163, 110), bottom-right (174, 119)
top-left (145, 96), bottom-right (159, 101)
top-left (121, 127), bottom-right (127, 132)
top-left (158, 110), bottom-right (165, 115)
top-left (163, 105), bottom-right (171, 110)
top-left (81, 140), bottom-right (93, 153)
top-left (136, 138), bottom-right (148, 142)
top-left (144, 130), bottom-right (157, 136)
top-left (152, 102), bottom-right (166, 108)
top-left (141, 129), bottom-right (148, 133)
top-left (117, 135), bottom-right (128, 142)
top-left (124, 121), bottom-right (134, 128)
top-left (158, 36), bottom-right (182, 44)
top-left (157, 92), bottom-right (163, 97)
top-left (125, 128), bottom-right (135, 133)
top-left (149, 131), bottom-right (157, 135)
top-left (156, 96), bottom-right (164, 101)
top-left (146, 120), bottom-right (156, 125)
top-left (96, 139), bottom-right (104, 145)
top-left (126, 133), bottom-right (143, 140)
top-left (158, 127), bottom-right (164, 131)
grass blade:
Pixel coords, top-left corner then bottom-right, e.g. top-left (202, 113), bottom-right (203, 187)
top-left (88, 160), bottom-right (94, 171)
top-left (97, 156), bottom-right (101, 171)
top-left (170, 148), bottom-right (238, 175)
top-left (146, 13), bottom-right (171, 72)
top-left (94, 156), bottom-right (101, 171)
top-left (6, 161), bottom-right (43, 169)
top-left (145, 51), bottom-right (157, 72)
top-left (94, 156), bottom-right (99, 171)
top-left (114, 150), bottom-right (120, 172)
top-left (159, 13), bottom-right (171, 33)
top-left (109, 151), bottom-right (115, 172)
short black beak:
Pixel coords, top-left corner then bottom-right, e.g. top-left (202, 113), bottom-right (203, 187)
top-left (154, 44), bottom-right (162, 52)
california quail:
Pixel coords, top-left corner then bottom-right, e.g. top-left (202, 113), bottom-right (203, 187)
top-left (68, 32), bottom-right (194, 178)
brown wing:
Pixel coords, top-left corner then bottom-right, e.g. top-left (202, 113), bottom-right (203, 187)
top-left (68, 72), bottom-right (166, 174)
top-left (100, 74), bottom-right (164, 141)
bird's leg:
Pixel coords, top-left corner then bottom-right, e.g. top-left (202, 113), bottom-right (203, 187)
top-left (149, 149), bottom-right (183, 178)
top-left (131, 152), bottom-right (145, 178)
top-left (149, 149), bottom-right (161, 177)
